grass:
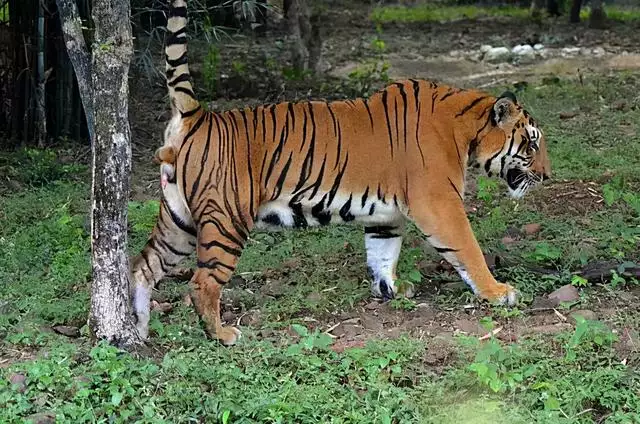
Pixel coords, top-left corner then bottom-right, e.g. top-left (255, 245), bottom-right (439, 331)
top-left (1, 71), bottom-right (640, 422)
top-left (370, 4), bottom-right (640, 24)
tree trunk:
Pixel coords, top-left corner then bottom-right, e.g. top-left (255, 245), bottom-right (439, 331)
top-left (287, 0), bottom-right (308, 71)
top-left (530, 0), bottom-right (545, 19)
top-left (87, 0), bottom-right (139, 347)
top-left (546, 0), bottom-right (561, 17)
top-left (35, 0), bottom-right (47, 147)
top-left (57, 0), bottom-right (140, 347)
top-left (56, 0), bottom-right (94, 141)
top-left (569, 0), bottom-right (582, 23)
top-left (589, 0), bottom-right (607, 29)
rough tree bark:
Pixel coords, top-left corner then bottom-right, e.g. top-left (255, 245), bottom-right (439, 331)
top-left (589, 0), bottom-right (607, 29)
top-left (35, 0), bottom-right (47, 147)
top-left (287, 0), bottom-right (321, 73)
top-left (57, 0), bottom-right (140, 347)
top-left (570, 0), bottom-right (582, 23)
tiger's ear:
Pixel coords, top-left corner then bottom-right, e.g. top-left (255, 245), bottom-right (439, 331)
top-left (493, 92), bottom-right (518, 126)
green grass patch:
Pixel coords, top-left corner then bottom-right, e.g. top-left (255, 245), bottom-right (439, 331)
top-left (370, 5), bottom-right (529, 24)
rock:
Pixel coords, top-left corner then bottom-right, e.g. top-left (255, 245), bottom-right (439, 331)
top-left (512, 44), bottom-right (533, 55)
top-left (522, 223), bottom-right (541, 235)
top-left (522, 323), bottom-right (572, 336)
top-left (306, 292), bottom-right (323, 303)
top-left (484, 46), bottom-right (511, 63)
top-left (592, 47), bottom-right (606, 56)
top-left (479, 44), bottom-right (493, 53)
top-left (0, 300), bottom-right (10, 315)
top-left (364, 300), bottom-right (381, 310)
top-left (548, 284), bottom-right (580, 304)
top-left (533, 43), bottom-right (544, 51)
top-left (501, 236), bottom-right (516, 246)
top-left (330, 339), bottom-right (366, 353)
top-left (150, 301), bottom-right (173, 314)
top-left (453, 318), bottom-right (484, 336)
top-left (25, 412), bottom-right (56, 424)
top-left (222, 311), bottom-right (236, 323)
top-left (8, 373), bottom-right (27, 393)
top-left (569, 309), bottom-right (597, 323)
top-left (360, 314), bottom-right (383, 332)
top-left (182, 293), bottom-right (193, 306)
top-left (51, 325), bottom-right (80, 338)
top-left (561, 47), bottom-right (581, 56)
top-left (441, 281), bottom-right (467, 293)
top-left (559, 111), bottom-right (579, 120)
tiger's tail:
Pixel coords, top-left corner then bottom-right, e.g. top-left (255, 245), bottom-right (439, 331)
top-left (165, 0), bottom-right (200, 117)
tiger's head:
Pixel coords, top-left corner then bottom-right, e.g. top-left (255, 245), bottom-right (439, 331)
top-left (477, 91), bottom-right (551, 199)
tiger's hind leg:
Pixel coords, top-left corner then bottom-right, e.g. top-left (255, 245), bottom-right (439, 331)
top-left (130, 198), bottom-right (197, 339)
top-left (364, 222), bottom-right (405, 301)
top-left (190, 213), bottom-right (252, 346)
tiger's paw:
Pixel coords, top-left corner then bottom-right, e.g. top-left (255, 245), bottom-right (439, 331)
top-left (213, 326), bottom-right (242, 346)
top-left (371, 278), bottom-right (396, 301)
top-left (479, 282), bottom-right (518, 306)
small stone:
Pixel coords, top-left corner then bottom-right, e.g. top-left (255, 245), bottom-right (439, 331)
top-left (559, 111), bottom-right (579, 119)
top-left (561, 47), bottom-right (581, 56)
top-left (484, 46), bottom-right (511, 63)
top-left (306, 292), bottom-right (323, 302)
top-left (360, 314), bottom-right (383, 332)
top-left (51, 325), bottom-right (80, 338)
top-left (440, 281), bottom-right (467, 293)
top-left (479, 44), bottom-right (493, 53)
top-left (330, 339), bottom-right (366, 353)
top-left (453, 319), bottom-right (484, 336)
top-left (151, 301), bottom-right (173, 314)
top-left (364, 300), bottom-right (381, 310)
top-left (522, 223), bottom-right (541, 235)
top-left (569, 309), bottom-right (597, 323)
top-left (592, 47), bottom-right (605, 56)
top-left (0, 300), bottom-right (10, 315)
top-left (8, 373), bottom-right (27, 393)
top-left (222, 311), bottom-right (236, 323)
top-left (533, 43), bottom-right (544, 51)
top-left (501, 236), bottom-right (516, 245)
top-left (548, 284), bottom-right (580, 303)
top-left (182, 293), bottom-right (193, 306)
top-left (523, 323), bottom-right (572, 336)
top-left (25, 412), bottom-right (56, 424)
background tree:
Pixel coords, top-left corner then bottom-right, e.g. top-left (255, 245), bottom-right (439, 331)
top-left (589, 0), bottom-right (607, 28)
top-left (57, 0), bottom-right (140, 347)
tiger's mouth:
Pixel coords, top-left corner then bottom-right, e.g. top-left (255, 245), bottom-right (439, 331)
top-left (506, 168), bottom-right (525, 190)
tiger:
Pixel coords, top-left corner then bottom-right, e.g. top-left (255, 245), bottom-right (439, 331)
top-left (130, 0), bottom-right (551, 345)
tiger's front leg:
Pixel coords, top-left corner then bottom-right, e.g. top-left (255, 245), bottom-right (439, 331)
top-left (411, 195), bottom-right (517, 305)
top-left (190, 214), bottom-right (251, 346)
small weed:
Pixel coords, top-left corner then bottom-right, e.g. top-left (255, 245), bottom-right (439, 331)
top-left (389, 297), bottom-right (416, 311)
top-left (203, 44), bottom-right (221, 94)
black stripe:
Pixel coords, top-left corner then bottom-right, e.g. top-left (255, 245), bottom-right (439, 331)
top-left (412, 80), bottom-right (426, 167)
top-left (200, 218), bottom-right (245, 248)
top-left (339, 195), bottom-right (355, 222)
top-left (169, 6), bottom-right (188, 18)
top-left (382, 90), bottom-right (394, 157)
top-left (200, 239), bottom-right (242, 257)
top-left (163, 200), bottom-right (197, 237)
top-left (361, 186), bottom-right (369, 208)
top-left (196, 260), bottom-right (235, 273)
top-left (369, 203), bottom-right (376, 215)
top-left (271, 153), bottom-right (293, 200)
top-left (167, 73), bottom-right (191, 87)
top-left (239, 109), bottom-right (256, 218)
top-left (434, 246), bottom-right (459, 253)
top-left (448, 177), bottom-right (463, 202)
top-left (327, 154), bottom-right (349, 207)
top-left (362, 99), bottom-right (374, 129)
top-left (166, 52), bottom-right (188, 67)
top-left (456, 96), bottom-right (489, 118)
top-left (174, 86), bottom-right (196, 98)
top-left (395, 83), bottom-right (408, 151)
top-left (188, 114), bottom-right (213, 205)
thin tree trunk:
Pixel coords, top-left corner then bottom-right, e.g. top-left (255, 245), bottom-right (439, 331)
top-left (530, 0), bottom-right (545, 19)
top-left (35, 0), bottom-right (46, 147)
top-left (56, 0), bottom-right (94, 141)
top-left (287, 0), bottom-right (308, 71)
top-left (569, 0), bottom-right (582, 23)
top-left (57, 0), bottom-right (140, 347)
top-left (589, 0), bottom-right (607, 29)
top-left (87, 0), bottom-right (139, 347)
